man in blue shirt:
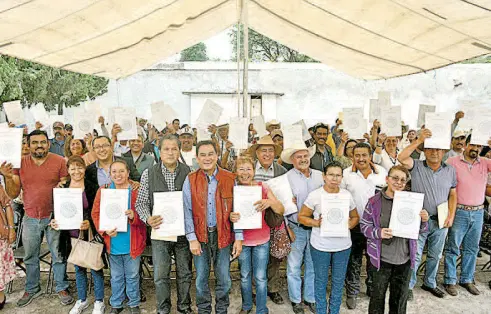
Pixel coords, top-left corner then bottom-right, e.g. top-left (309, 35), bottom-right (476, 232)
top-left (49, 121), bottom-right (66, 156)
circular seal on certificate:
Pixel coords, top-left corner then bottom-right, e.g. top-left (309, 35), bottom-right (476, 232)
top-left (431, 124), bottom-right (445, 137)
top-left (346, 118), bottom-right (359, 129)
top-left (121, 119), bottom-right (132, 131)
top-left (241, 207), bottom-right (258, 219)
top-left (397, 208), bottom-right (415, 225)
top-left (326, 208), bottom-right (344, 224)
top-left (162, 209), bottom-right (178, 225)
top-left (78, 119), bottom-right (92, 132)
top-left (385, 117), bottom-right (398, 129)
top-left (106, 203), bottom-right (123, 219)
top-left (0, 141), bottom-right (15, 158)
top-left (60, 202), bottom-right (78, 218)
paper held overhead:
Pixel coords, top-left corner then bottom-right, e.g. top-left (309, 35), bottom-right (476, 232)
top-left (3, 101), bottom-right (25, 125)
top-left (469, 112), bottom-right (491, 146)
top-left (74, 110), bottom-right (95, 139)
top-left (251, 115), bottom-right (267, 137)
top-left (228, 117), bottom-right (249, 150)
top-left (417, 104), bottom-right (436, 128)
top-left (114, 107), bottom-right (138, 140)
top-left (282, 124), bottom-right (304, 150)
top-left (342, 107), bottom-right (366, 140)
top-left (196, 99), bottom-right (223, 127)
top-left (0, 128), bottom-right (23, 168)
top-left (380, 106), bottom-right (401, 137)
top-left (151, 101), bottom-right (178, 131)
top-left (424, 112), bottom-right (452, 150)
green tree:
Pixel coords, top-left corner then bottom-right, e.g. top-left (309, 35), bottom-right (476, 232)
top-left (0, 55), bottom-right (108, 114)
top-left (230, 26), bottom-right (317, 62)
top-left (461, 54), bottom-right (491, 64)
top-left (180, 42), bottom-right (209, 61)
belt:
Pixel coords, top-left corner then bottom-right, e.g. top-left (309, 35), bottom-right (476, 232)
top-left (207, 226), bottom-right (217, 233)
top-left (429, 215), bottom-right (438, 221)
top-left (288, 221), bottom-right (312, 231)
top-left (457, 204), bottom-right (484, 211)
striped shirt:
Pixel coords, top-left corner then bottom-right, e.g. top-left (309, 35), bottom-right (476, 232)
top-left (254, 161), bottom-right (275, 182)
top-left (409, 160), bottom-right (457, 216)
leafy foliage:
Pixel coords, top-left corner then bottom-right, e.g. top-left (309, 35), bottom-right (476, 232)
top-left (230, 25), bottom-right (317, 62)
top-left (461, 54), bottom-right (491, 64)
top-left (180, 42), bottom-right (209, 61)
top-left (0, 55), bottom-right (108, 113)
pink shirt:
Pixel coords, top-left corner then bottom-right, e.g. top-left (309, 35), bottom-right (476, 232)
top-left (243, 184), bottom-right (271, 247)
top-left (447, 156), bottom-right (491, 206)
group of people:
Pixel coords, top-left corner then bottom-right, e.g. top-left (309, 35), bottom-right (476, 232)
top-left (0, 110), bottom-right (489, 314)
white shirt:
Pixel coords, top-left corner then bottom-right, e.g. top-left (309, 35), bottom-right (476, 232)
top-left (113, 142), bottom-right (130, 157)
top-left (304, 188), bottom-right (356, 252)
top-left (341, 165), bottom-right (388, 217)
top-left (373, 149), bottom-right (400, 172)
top-left (181, 150), bottom-right (197, 170)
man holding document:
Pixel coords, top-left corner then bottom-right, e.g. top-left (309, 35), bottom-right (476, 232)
top-left (398, 128), bottom-right (457, 299)
top-left (135, 134), bottom-right (193, 314)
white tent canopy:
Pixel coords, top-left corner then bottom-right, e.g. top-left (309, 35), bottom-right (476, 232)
top-left (1, 0), bottom-right (490, 80)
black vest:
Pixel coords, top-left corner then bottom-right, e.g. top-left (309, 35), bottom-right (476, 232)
top-left (148, 162), bottom-right (190, 212)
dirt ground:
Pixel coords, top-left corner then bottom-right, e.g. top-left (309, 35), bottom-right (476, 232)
top-left (4, 256), bottom-right (491, 314)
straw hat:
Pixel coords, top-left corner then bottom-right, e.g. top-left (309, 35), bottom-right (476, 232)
top-left (266, 119), bottom-right (281, 129)
top-left (270, 129), bottom-right (283, 139)
top-left (280, 142), bottom-right (316, 164)
top-left (249, 135), bottom-right (282, 158)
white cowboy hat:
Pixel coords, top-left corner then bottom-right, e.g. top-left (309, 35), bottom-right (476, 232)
top-left (280, 142), bottom-right (316, 164)
top-left (266, 119), bottom-right (281, 129)
top-left (249, 135), bottom-right (282, 158)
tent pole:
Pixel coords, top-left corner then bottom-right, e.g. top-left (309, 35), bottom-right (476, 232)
top-left (242, 0), bottom-right (249, 118)
top-left (236, 0), bottom-right (241, 118)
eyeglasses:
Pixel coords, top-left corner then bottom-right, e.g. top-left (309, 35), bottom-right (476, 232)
top-left (389, 176), bottom-right (407, 184)
top-left (93, 144), bottom-right (111, 151)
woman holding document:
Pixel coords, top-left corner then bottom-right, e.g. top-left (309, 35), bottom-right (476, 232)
top-left (229, 156), bottom-right (284, 314)
top-left (49, 156), bottom-right (105, 314)
top-left (92, 160), bottom-right (146, 314)
top-left (298, 161), bottom-right (359, 314)
top-left (361, 165), bottom-right (429, 314)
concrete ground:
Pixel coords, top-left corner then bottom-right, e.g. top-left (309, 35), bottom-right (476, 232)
top-left (4, 256), bottom-right (491, 314)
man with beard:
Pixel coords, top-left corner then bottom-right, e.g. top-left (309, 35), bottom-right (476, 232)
top-left (310, 123), bottom-right (334, 172)
top-left (178, 129), bottom-right (197, 170)
top-left (283, 143), bottom-right (323, 313)
top-left (0, 130), bottom-right (74, 307)
top-left (124, 134), bottom-right (155, 175)
top-left (398, 129), bottom-right (457, 300)
top-left (136, 134), bottom-right (193, 314)
top-left (443, 129), bottom-right (467, 162)
top-left (49, 121), bottom-right (66, 156)
top-left (443, 136), bottom-right (491, 296)
top-left (250, 135), bottom-right (287, 304)
top-left (340, 143), bottom-right (387, 309)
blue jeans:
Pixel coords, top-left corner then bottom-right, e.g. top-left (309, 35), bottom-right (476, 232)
top-left (193, 231), bottom-right (231, 314)
top-left (444, 209), bottom-right (484, 285)
top-left (23, 216), bottom-right (69, 293)
top-left (287, 224), bottom-right (315, 304)
top-left (74, 265), bottom-right (105, 302)
top-left (238, 242), bottom-right (270, 314)
top-left (310, 246), bottom-right (351, 314)
top-left (409, 219), bottom-right (448, 289)
top-left (109, 254), bottom-right (141, 308)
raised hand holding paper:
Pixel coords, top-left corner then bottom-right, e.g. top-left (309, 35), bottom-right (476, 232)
top-left (424, 112), bottom-right (451, 149)
top-left (54, 188), bottom-right (83, 230)
top-left (114, 107), bottom-right (137, 140)
top-left (282, 124), bottom-right (304, 150)
top-left (228, 117), bottom-right (249, 149)
top-left (196, 99), bottom-right (223, 126)
top-left (233, 186), bottom-right (262, 229)
top-left (151, 101), bottom-right (178, 131)
top-left (380, 106), bottom-right (401, 137)
top-left (417, 104), bottom-right (435, 128)
top-left (343, 107), bottom-right (366, 139)
top-left (251, 116), bottom-right (267, 137)
top-left (3, 101), bottom-right (25, 125)
top-left (74, 110), bottom-right (95, 139)
top-left (0, 128), bottom-right (23, 168)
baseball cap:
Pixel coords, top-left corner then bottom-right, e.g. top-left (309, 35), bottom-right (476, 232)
top-left (64, 124), bottom-right (73, 131)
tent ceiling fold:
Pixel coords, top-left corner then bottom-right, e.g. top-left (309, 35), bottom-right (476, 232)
top-left (1, 0), bottom-right (491, 80)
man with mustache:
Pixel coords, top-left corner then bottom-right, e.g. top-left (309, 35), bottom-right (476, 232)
top-left (49, 121), bottom-right (66, 157)
top-left (282, 142), bottom-right (323, 313)
top-left (123, 134), bottom-right (155, 175)
top-left (310, 123), bottom-right (334, 172)
top-left (340, 143), bottom-right (387, 309)
top-left (443, 135), bottom-right (491, 296)
top-left (178, 129), bottom-right (197, 171)
top-left (398, 128), bottom-right (457, 300)
top-left (443, 129), bottom-right (467, 162)
top-left (0, 130), bottom-right (73, 307)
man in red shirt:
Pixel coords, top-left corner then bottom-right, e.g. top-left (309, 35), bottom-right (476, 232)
top-left (1, 130), bottom-right (73, 308)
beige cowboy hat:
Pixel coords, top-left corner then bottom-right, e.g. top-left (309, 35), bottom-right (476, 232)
top-left (249, 135), bottom-right (282, 158)
top-left (270, 129), bottom-right (283, 139)
top-left (280, 142), bottom-right (316, 164)
top-left (266, 119), bottom-right (281, 129)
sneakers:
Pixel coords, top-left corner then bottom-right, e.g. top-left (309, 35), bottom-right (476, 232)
top-left (110, 307), bottom-right (124, 314)
top-left (268, 292), bottom-right (284, 304)
top-left (17, 289), bottom-right (43, 307)
top-left (421, 285), bottom-right (445, 298)
top-left (291, 302), bottom-right (305, 314)
top-left (59, 290), bottom-right (75, 305)
top-left (129, 306), bottom-right (141, 314)
top-left (346, 296), bottom-right (357, 309)
top-left (459, 283), bottom-right (480, 295)
top-left (303, 301), bottom-right (316, 313)
top-left (92, 301), bottom-right (106, 314)
top-left (444, 284), bottom-right (458, 296)
top-left (69, 300), bottom-right (89, 314)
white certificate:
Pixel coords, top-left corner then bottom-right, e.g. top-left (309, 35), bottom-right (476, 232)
top-left (282, 124), bottom-right (304, 150)
top-left (53, 188), bottom-right (83, 230)
top-left (151, 192), bottom-right (185, 237)
top-left (437, 202), bottom-right (448, 229)
top-left (251, 115), bottom-right (267, 137)
top-left (3, 101), bottom-right (25, 125)
top-left (233, 186), bottom-right (262, 229)
top-left (343, 107), bottom-right (366, 139)
top-left (151, 101), bottom-right (178, 131)
top-left (196, 99), bottom-right (223, 126)
top-left (369, 99), bottom-right (381, 123)
top-left (228, 117), bottom-right (249, 149)
top-left (293, 120), bottom-right (311, 141)
top-left (100, 189), bottom-right (128, 232)
top-left (196, 126), bottom-right (211, 142)
top-left (114, 107), bottom-right (137, 140)
top-left (417, 104), bottom-right (435, 128)
top-left (380, 106), bottom-right (401, 137)
top-left (74, 110), bottom-right (95, 139)
top-left (265, 174), bottom-right (297, 216)
top-left (378, 91), bottom-right (392, 107)
top-left (30, 104), bottom-right (50, 125)
top-left (460, 101), bottom-right (482, 121)
top-left (320, 193), bottom-right (351, 237)
top-left (389, 191), bottom-right (424, 240)
top-left (0, 128), bottom-right (23, 168)
top-left (424, 112), bottom-right (452, 149)
top-left (470, 112), bottom-right (491, 145)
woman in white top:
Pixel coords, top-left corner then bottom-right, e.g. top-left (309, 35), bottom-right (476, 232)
top-left (373, 134), bottom-right (400, 171)
top-left (298, 161), bottom-right (359, 314)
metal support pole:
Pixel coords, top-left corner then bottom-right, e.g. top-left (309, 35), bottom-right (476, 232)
top-left (242, 0), bottom-right (249, 118)
top-left (236, 0), bottom-right (241, 117)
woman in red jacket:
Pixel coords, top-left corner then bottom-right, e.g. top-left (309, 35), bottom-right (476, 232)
top-left (92, 160), bottom-right (146, 314)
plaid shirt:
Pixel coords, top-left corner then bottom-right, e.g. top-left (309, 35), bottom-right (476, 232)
top-left (136, 162), bottom-right (178, 224)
